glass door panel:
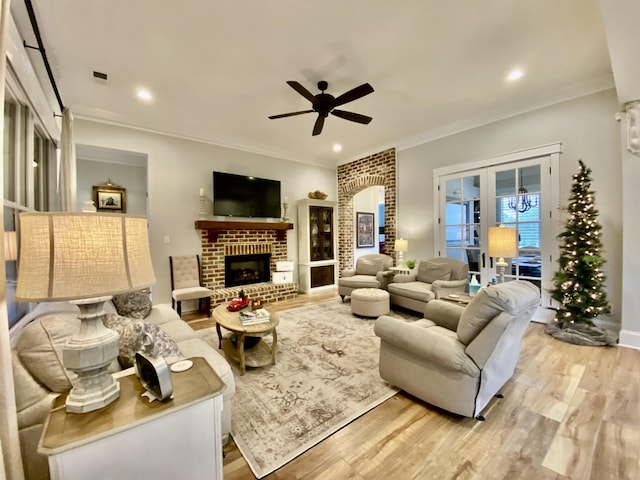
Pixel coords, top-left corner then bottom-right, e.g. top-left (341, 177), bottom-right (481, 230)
top-left (443, 174), bottom-right (481, 277)
top-left (490, 163), bottom-right (542, 288)
top-left (495, 169), bottom-right (515, 196)
top-left (309, 207), bottom-right (321, 261)
top-left (321, 207), bottom-right (334, 260)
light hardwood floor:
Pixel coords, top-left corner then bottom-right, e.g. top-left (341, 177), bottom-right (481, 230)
top-left (184, 290), bottom-right (640, 480)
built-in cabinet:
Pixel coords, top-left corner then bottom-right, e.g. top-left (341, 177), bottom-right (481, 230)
top-left (297, 199), bottom-right (338, 293)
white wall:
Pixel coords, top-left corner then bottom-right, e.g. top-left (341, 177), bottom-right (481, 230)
top-left (73, 120), bottom-right (337, 306)
top-left (397, 89), bottom-right (624, 328)
top-left (76, 159), bottom-right (148, 215)
top-left (620, 109), bottom-right (640, 348)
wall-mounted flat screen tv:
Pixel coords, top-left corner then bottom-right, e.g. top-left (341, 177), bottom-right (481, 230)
top-left (213, 171), bottom-right (281, 218)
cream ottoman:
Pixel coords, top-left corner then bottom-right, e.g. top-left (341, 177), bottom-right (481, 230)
top-left (351, 288), bottom-right (390, 317)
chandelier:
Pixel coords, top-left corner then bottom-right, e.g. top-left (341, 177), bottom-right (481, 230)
top-left (508, 170), bottom-right (538, 213)
top-left (508, 187), bottom-right (538, 213)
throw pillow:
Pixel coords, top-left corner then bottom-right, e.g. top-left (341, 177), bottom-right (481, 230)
top-left (15, 310), bottom-right (80, 392)
top-left (103, 314), bottom-right (183, 368)
top-left (416, 261), bottom-right (452, 284)
top-left (112, 290), bottom-right (152, 319)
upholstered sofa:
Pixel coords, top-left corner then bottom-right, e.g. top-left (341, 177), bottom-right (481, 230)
top-left (338, 253), bottom-right (394, 301)
top-left (374, 280), bottom-right (540, 419)
top-left (11, 297), bottom-right (234, 480)
top-left (387, 257), bottom-right (468, 313)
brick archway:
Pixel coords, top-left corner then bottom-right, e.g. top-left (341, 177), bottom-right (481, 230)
top-left (337, 148), bottom-right (397, 273)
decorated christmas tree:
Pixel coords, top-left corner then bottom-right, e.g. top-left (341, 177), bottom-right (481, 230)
top-left (550, 160), bottom-right (611, 324)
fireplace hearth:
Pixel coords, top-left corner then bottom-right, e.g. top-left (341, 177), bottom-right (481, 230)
top-left (225, 253), bottom-right (271, 288)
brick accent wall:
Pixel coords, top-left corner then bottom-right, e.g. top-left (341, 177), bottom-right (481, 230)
top-left (198, 229), bottom-right (298, 313)
top-left (337, 148), bottom-right (397, 273)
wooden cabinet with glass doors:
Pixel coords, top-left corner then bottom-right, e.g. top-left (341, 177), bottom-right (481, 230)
top-left (297, 198), bottom-right (338, 292)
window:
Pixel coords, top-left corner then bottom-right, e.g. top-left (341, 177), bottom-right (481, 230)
top-left (33, 127), bottom-right (53, 211)
top-left (3, 90), bottom-right (56, 327)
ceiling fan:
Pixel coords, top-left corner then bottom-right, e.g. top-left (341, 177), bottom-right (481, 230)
top-left (268, 80), bottom-right (374, 136)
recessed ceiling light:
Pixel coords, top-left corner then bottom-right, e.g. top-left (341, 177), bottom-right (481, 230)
top-left (507, 69), bottom-right (524, 81)
top-left (333, 143), bottom-right (342, 152)
top-left (137, 88), bottom-right (153, 101)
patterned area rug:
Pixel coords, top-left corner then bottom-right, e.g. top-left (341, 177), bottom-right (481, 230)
top-left (199, 299), bottom-right (418, 478)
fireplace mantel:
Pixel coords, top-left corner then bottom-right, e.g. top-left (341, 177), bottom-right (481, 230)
top-left (195, 220), bottom-right (294, 242)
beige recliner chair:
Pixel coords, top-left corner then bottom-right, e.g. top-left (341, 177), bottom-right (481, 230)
top-left (338, 253), bottom-right (394, 301)
top-left (374, 280), bottom-right (540, 420)
top-left (387, 257), bottom-right (468, 313)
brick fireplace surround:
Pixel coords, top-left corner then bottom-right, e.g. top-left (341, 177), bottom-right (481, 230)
top-left (196, 221), bottom-right (298, 314)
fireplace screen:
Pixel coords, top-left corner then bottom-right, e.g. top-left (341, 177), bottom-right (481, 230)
top-left (225, 253), bottom-right (271, 288)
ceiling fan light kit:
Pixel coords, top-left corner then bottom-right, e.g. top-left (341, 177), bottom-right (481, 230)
top-left (269, 80), bottom-right (374, 136)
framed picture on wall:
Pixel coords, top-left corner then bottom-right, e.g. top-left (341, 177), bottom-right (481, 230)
top-left (356, 212), bottom-right (375, 248)
top-left (93, 183), bottom-right (127, 213)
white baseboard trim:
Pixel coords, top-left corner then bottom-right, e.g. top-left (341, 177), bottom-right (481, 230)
top-left (618, 330), bottom-right (640, 350)
top-left (531, 307), bottom-right (553, 324)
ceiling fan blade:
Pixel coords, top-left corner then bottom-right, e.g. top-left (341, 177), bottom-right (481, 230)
top-left (286, 81), bottom-right (317, 103)
top-left (268, 110), bottom-right (314, 119)
top-left (331, 109), bottom-right (373, 124)
top-left (312, 115), bottom-right (325, 136)
top-left (333, 83), bottom-right (374, 107)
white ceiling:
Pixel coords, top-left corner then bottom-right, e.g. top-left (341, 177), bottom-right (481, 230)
top-left (11, 1), bottom-right (623, 168)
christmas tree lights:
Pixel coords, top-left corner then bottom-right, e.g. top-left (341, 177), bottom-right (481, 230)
top-left (550, 160), bottom-right (611, 324)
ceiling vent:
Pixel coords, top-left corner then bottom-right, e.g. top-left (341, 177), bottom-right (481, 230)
top-left (92, 70), bottom-right (109, 85)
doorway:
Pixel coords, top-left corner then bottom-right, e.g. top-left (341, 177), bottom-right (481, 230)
top-left (434, 144), bottom-right (561, 319)
top-left (75, 144), bottom-right (148, 215)
top-left (353, 186), bottom-right (385, 262)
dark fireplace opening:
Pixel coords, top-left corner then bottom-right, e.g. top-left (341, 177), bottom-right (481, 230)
top-left (225, 253), bottom-right (271, 288)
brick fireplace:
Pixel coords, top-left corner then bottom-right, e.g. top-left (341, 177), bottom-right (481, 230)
top-left (195, 221), bottom-right (298, 313)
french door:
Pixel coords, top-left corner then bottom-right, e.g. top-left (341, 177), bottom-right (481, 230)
top-left (435, 144), bottom-right (561, 319)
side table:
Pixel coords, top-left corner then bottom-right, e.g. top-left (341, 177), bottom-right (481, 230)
top-left (389, 266), bottom-right (412, 275)
top-left (38, 357), bottom-right (224, 480)
top-left (441, 293), bottom-right (474, 306)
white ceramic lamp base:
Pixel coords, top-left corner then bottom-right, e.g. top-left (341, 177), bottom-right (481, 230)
top-left (496, 258), bottom-right (508, 283)
top-left (63, 297), bottom-right (120, 413)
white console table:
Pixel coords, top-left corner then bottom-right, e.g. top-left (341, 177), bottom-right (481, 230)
top-left (38, 357), bottom-right (224, 480)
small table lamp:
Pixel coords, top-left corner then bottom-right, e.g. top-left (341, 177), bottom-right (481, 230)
top-left (488, 225), bottom-right (517, 283)
top-left (394, 238), bottom-right (408, 266)
top-left (15, 212), bottom-right (157, 413)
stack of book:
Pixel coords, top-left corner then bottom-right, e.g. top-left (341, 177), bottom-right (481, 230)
top-left (240, 308), bottom-right (271, 325)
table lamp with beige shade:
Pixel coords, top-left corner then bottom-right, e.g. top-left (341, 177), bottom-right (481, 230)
top-left (394, 238), bottom-right (408, 266)
top-left (15, 212), bottom-right (156, 413)
top-left (488, 225), bottom-right (517, 283)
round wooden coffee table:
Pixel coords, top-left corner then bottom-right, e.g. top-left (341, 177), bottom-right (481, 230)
top-left (212, 303), bottom-right (279, 375)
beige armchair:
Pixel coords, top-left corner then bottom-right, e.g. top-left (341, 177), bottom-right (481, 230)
top-left (387, 257), bottom-right (468, 313)
top-left (374, 280), bottom-right (540, 420)
top-left (338, 253), bottom-right (394, 301)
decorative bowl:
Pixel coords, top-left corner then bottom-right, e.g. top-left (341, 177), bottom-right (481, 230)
top-left (308, 190), bottom-right (328, 200)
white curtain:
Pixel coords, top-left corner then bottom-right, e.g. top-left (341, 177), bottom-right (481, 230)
top-left (60, 106), bottom-right (76, 211)
top-left (0, 1), bottom-right (26, 478)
